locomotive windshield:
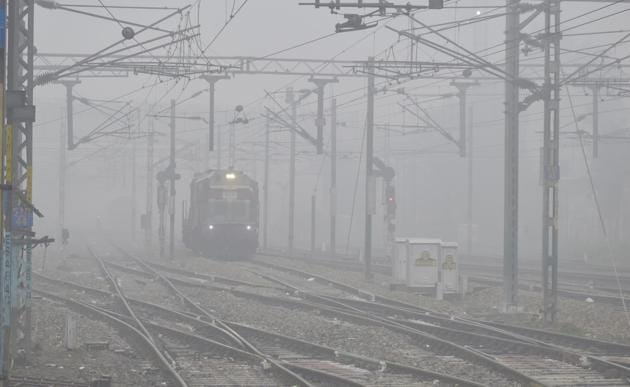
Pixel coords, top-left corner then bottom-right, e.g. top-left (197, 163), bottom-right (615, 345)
top-left (207, 187), bottom-right (255, 223)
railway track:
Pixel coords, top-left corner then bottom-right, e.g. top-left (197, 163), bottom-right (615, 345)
top-left (38, 247), bottom-right (311, 387)
top-left (246, 256), bottom-right (630, 386)
top-left (105, 255), bottom-right (519, 386)
top-left (117, 250), bottom-right (630, 367)
top-left (113, 247), bottom-right (490, 386)
top-left (112, 252), bottom-right (619, 386)
top-left (38, 270), bottom-right (480, 387)
top-left (274, 250), bottom-right (630, 290)
top-left (468, 276), bottom-right (629, 309)
top-left (461, 262), bottom-right (630, 291)
top-left (249, 263), bottom-right (630, 356)
top-left (8, 376), bottom-right (93, 387)
top-left (257, 251), bottom-right (630, 312)
top-left (79, 245), bottom-right (630, 386)
top-left (39, 245), bottom-right (485, 387)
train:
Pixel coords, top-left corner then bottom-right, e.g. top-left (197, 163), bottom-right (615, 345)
top-left (183, 169), bottom-right (259, 258)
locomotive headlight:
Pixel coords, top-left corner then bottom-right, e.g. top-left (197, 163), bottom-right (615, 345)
top-left (208, 225), bottom-right (214, 230)
top-left (225, 172), bottom-right (236, 180)
top-left (246, 225), bottom-right (252, 230)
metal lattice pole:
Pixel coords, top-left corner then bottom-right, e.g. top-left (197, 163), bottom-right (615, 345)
top-left (0, 0), bottom-right (8, 381)
top-left (58, 110), bottom-right (66, 245)
top-left (263, 116), bottom-right (270, 250)
top-left (591, 83), bottom-right (600, 158)
top-left (287, 88), bottom-right (296, 255)
top-left (145, 118), bottom-right (154, 256)
top-left (503, 0), bottom-right (521, 312)
top-left (6, 0), bottom-right (35, 368)
top-left (364, 57), bottom-right (375, 281)
top-left (330, 97), bottom-right (337, 257)
top-left (169, 100), bottom-right (176, 261)
top-left (203, 75), bottom-right (229, 152)
top-left (542, 0), bottom-right (561, 323)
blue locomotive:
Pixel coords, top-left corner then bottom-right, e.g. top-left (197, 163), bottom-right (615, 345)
top-left (183, 169), bottom-right (259, 258)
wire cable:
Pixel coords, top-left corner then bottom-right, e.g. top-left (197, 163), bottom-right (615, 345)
top-left (564, 82), bottom-right (630, 327)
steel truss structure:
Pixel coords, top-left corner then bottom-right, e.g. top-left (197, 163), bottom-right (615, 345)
top-left (1, 0), bottom-right (36, 380)
top-left (541, 0), bottom-right (561, 324)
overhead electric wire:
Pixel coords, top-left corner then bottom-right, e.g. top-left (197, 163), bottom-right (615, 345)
top-left (563, 82), bottom-right (630, 327)
top-left (201, 0), bottom-right (251, 54)
top-left (48, 5), bottom-right (191, 79)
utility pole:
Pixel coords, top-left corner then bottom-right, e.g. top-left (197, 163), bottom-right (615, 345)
top-left (203, 131), bottom-right (209, 170)
top-left (451, 81), bottom-right (476, 157)
top-left (0, 0), bottom-right (7, 379)
top-left (5, 0), bottom-right (36, 373)
top-left (311, 193), bottom-right (316, 255)
top-left (217, 114), bottom-right (224, 170)
top-left (130, 109), bottom-right (138, 242)
top-left (467, 106), bottom-right (474, 259)
top-left (169, 100), bottom-right (176, 261)
top-left (330, 98), bottom-right (337, 257)
top-left (228, 121), bottom-right (236, 168)
top-left (145, 118), bottom-right (155, 255)
top-left (59, 111), bottom-right (66, 246)
top-left (590, 83), bottom-right (600, 158)
top-left (202, 75), bottom-right (229, 152)
top-left (309, 78), bottom-right (338, 154)
top-left (286, 88), bottom-right (297, 256)
top-left (503, 0), bottom-right (521, 312)
top-left (59, 80), bottom-right (80, 150)
top-left (157, 176), bottom-right (167, 258)
top-left (542, 0), bottom-right (561, 323)
top-left (263, 116), bottom-right (270, 250)
top-left (365, 57), bottom-right (375, 281)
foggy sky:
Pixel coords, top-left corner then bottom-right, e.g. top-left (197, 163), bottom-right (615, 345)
top-left (31, 1), bottom-right (630, 262)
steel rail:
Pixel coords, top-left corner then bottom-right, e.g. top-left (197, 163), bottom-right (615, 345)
top-left (121, 254), bottom-right (630, 359)
top-left (258, 251), bottom-right (630, 311)
top-left (250, 257), bottom-right (630, 383)
top-left (106, 246), bottom-right (315, 387)
top-left (113, 244), bottom-right (421, 386)
top-left (111, 247), bottom-right (249, 350)
top-left (110, 259), bottom-right (543, 385)
top-left (251, 267), bottom-right (630, 382)
top-left (34, 288), bottom-right (317, 387)
top-left (35, 270), bottom-right (484, 387)
top-left (33, 288), bottom-right (187, 387)
top-left (470, 276), bottom-right (629, 308)
top-left (225, 320), bottom-right (485, 387)
top-left (87, 247), bottom-right (159, 344)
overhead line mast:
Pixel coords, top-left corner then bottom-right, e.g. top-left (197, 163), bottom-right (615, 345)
top-left (300, 0), bottom-right (628, 318)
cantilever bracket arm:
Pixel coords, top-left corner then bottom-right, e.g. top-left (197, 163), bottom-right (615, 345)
top-left (263, 108), bottom-right (319, 146)
top-left (398, 102), bottom-right (459, 148)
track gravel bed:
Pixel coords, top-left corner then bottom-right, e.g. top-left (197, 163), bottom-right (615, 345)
top-left (177, 283), bottom-right (518, 386)
top-left (247, 264), bottom-right (357, 299)
top-left (151, 267), bottom-right (292, 299)
top-left (107, 266), bottom-right (188, 313)
top-left (158, 334), bottom-right (282, 387)
top-left (13, 296), bottom-right (168, 386)
top-left (256, 254), bottom-right (630, 345)
top-left (460, 287), bottom-right (630, 344)
top-left (253, 255), bottom-right (466, 315)
top-left (172, 253), bottom-right (282, 287)
top-left (36, 253), bottom-right (112, 293)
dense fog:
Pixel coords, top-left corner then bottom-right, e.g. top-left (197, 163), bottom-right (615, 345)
top-left (29, 1), bottom-right (629, 264)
